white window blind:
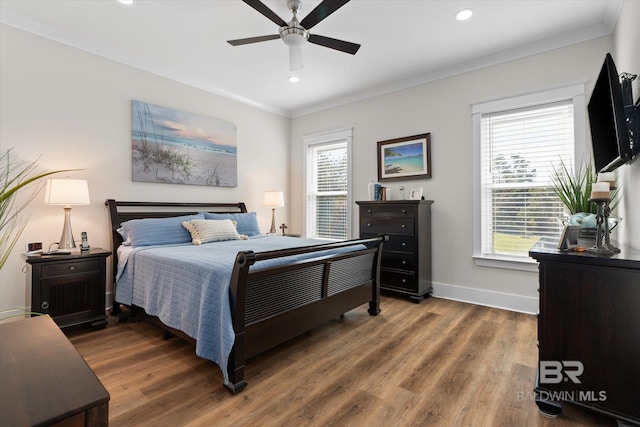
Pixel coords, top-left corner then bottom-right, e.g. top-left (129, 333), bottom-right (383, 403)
top-left (480, 100), bottom-right (575, 257)
top-left (305, 135), bottom-right (350, 240)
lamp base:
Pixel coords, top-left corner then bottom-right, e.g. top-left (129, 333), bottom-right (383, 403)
top-left (58, 207), bottom-right (77, 249)
top-left (269, 208), bottom-right (277, 234)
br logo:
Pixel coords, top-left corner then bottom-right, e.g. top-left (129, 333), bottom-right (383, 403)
top-left (540, 361), bottom-right (584, 384)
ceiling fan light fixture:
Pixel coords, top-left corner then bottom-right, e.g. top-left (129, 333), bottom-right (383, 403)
top-left (288, 76), bottom-right (300, 83)
top-left (118, 0), bottom-right (135, 5)
top-left (455, 8), bottom-right (473, 21)
top-left (280, 27), bottom-right (309, 48)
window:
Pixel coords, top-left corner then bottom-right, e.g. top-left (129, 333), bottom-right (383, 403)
top-left (304, 129), bottom-right (352, 240)
top-left (472, 83), bottom-right (586, 270)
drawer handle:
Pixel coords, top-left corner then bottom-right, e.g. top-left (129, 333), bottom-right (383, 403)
top-left (69, 266), bottom-right (76, 271)
top-left (401, 279), bottom-right (407, 283)
top-left (367, 209), bottom-right (372, 213)
top-left (402, 260), bottom-right (407, 265)
top-left (401, 209), bottom-right (406, 213)
top-left (41, 301), bottom-right (49, 310)
top-left (367, 223), bottom-right (372, 227)
top-left (401, 224), bottom-right (406, 228)
top-left (401, 242), bottom-right (406, 246)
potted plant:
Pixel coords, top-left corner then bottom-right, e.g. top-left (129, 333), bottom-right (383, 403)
top-left (1, 149), bottom-right (75, 269)
top-left (550, 158), bottom-right (620, 241)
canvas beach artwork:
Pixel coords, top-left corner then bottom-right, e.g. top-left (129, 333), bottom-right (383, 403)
top-left (131, 100), bottom-right (237, 187)
top-left (377, 133), bottom-right (431, 182)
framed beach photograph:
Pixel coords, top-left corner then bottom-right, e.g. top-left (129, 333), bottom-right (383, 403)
top-left (377, 133), bottom-right (431, 182)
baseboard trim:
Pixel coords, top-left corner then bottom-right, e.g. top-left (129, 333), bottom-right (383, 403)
top-left (0, 307), bottom-right (29, 322)
top-left (432, 282), bottom-right (538, 314)
top-left (106, 292), bottom-right (114, 311)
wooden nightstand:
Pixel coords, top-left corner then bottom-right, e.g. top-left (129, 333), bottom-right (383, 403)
top-left (26, 248), bottom-right (111, 329)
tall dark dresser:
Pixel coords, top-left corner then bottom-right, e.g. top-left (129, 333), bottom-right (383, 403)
top-left (356, 200), bottom-right (433, 302)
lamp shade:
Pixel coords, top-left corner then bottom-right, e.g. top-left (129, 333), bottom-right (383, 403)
top-left (44, 179), bottom-right (90, 206)
top-left (263, 191), bottom-right (284, 207)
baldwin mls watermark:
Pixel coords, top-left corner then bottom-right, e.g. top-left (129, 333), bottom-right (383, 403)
top-left (516, 361), bottom-right (607, 403)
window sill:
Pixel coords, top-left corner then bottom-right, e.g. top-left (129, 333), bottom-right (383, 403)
top-left (473, 254), bottom-right (539, 272)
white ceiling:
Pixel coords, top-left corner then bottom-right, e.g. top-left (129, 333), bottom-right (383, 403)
top-left (0, 0), bottom-right (620, 117)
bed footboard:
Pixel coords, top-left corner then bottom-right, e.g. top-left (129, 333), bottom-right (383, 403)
top-left (226, 235), bottom-right (386, 393)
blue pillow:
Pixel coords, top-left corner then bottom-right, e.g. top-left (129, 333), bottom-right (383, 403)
top-left (121, 213), bottom-right (204, 247)
top-left (203, 212), bottom-right (261, 236)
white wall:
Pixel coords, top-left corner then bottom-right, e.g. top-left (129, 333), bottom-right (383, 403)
top-left (2, 5), bottom-right (637, 318)
top-left (290, 37), bottom-right (616, 313)
top-left (612, 0), bottom-right (640, 252)
top-left (0, 25), bottom-right (290, 316)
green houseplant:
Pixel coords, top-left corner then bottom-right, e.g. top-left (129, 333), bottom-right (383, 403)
top-left (550, 159), bottom-right (598, 215)
top-left (550, 158), bottom-right (619, 214)
top-left (1, 149), bottom-right (75, 269)
top-left (550, 158), bottom-right (619, 230)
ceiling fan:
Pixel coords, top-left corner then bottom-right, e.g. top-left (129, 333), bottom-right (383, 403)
top-left (227, 0), bottom-right (361, 71)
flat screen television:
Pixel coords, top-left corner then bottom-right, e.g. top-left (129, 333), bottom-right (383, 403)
top-left (587, 53), bottom-right (632, 173)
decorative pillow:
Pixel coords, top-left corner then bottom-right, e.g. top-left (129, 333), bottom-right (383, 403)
top-left (203, 212), bottom-right (261, 236)
top-left (116, 226), bottom-right (130, 246)
top-left (120, 213), bottom-right (204, 247)
top-left (182, 219), bottom-right (247, 245)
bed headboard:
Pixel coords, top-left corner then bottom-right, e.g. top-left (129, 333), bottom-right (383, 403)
top-left (105, 199), bottom-right (248, 276)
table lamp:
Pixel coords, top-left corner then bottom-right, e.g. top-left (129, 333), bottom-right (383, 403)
top-left (263, 190), bottom-right (284, 234)
top-left (44, 178), bottom-right (90, 249)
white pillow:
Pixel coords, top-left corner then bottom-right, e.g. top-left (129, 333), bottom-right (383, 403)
top-left (182, 219), bottom-right (248, 245)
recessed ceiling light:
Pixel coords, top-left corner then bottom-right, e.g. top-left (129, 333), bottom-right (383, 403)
top-left (118, 0), bottom-right (135, 5)
top-left (455, 9), bottom-right (473, 21)
top-left (288, 76), bottom-right (300, 83)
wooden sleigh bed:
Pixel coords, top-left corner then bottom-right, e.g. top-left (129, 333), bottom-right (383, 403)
top-left (106, 199), bottom-right (386, 393)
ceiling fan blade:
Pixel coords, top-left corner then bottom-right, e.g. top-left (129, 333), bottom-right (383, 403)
top-left (290, 47), bottom-right (303, 71)
top-left (242, 0), bottom-right (288, 27)
top-left (308, 34), bottom-right (360, 55)
top-left (300, 0), bottom-right (350, 30)
top-left (227, 34), bottom-right (281, 46)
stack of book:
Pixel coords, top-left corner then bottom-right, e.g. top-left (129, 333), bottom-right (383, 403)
top-left (373, 183), bottom-right (388, 201)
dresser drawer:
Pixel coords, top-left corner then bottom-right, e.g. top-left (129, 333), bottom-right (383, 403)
top-left (360, 204), bottom-right (417, 218)
top-left (362, 233), bottom-right (415, 252)
top-left (40, 260), bottom-right (100, 278)
top-left (381, 269), bottom-right (416, 291)
top-left (382, 251), bottom-right (416, 271)
top-left (361, 218), bottom-right (414, 235)
top-left (385, 235), bottom-right (415, 252)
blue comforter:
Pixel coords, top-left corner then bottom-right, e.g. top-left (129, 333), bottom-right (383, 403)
top-left (115, 235), bottom-right (362, 383)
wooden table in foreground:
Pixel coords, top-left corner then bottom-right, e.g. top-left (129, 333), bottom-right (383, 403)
top-left (0, 315), bottom-right (110, 426)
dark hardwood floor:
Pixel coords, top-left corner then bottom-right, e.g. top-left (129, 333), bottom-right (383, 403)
top-left (66, 296), bottom-right (617, 427)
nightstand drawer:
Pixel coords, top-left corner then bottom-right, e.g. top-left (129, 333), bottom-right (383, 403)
top-left (361, 218), bottom-right (414, 235)
top-left (360, 204), bottom-right (417, 218)
top-left (41, 259), bottom-right (100, 278)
